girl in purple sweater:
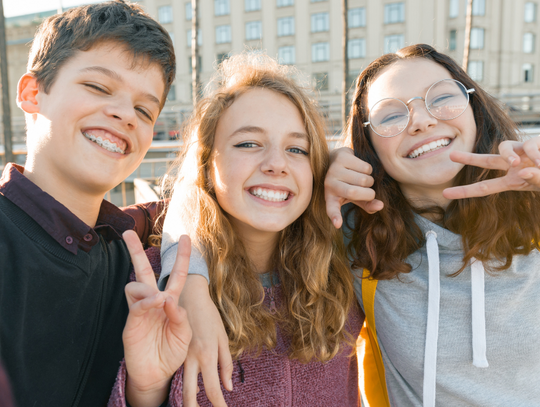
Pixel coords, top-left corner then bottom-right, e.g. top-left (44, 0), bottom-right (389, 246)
top-left (110, 53), bottom-right (362, 406)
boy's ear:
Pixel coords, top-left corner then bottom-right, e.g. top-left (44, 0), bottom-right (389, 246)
top-left (17, 73), bottom-right (40, 114)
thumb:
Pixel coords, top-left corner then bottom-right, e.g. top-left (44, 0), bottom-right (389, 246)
top-left (325, 196), bottom-right (344, 229)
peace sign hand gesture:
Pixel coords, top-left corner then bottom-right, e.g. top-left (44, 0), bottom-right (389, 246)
top-left (122, 230), bottom-right (192, 407)
top-left (443, 136), bottom-right (540, 199)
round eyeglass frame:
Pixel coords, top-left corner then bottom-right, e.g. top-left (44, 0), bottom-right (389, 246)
top-left (362, 78), bottom-right (475, 138)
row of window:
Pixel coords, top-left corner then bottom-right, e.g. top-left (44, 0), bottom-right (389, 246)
top-left (447, 28), bottom-right (537, 54)
top-left (164, 0), bottom-right (538, 26)
top-left (466, 61), bottom-right (535, 84)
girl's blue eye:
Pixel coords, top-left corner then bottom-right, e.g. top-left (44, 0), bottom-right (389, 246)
top-left (234, 142), bottom-right (259, 148)
top-left (288, 147), bottom-right (309, 156)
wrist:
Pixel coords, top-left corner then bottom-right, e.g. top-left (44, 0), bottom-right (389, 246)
top-left (126, 375), bottom-right (171, 407)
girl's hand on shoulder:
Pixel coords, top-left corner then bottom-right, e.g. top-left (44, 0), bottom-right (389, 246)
top-left (180, 275), bottom-right (232, 407)
top-left (443, 136), bottom-right (540, 199)
top-left (122, 231), bottom-right (192, 407)
top-left (325, 147), bottom-right (384, 228)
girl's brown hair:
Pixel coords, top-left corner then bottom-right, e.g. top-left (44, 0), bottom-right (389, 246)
top-left (164, 53), bottom-right (354, 362)
top-left (345, 43), bottom-right (540, 280)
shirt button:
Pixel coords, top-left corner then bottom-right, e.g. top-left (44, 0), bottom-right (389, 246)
top-left (83, 234), bottom-right (93, 242)
top-left (66, 236), bottom-right (74, 244)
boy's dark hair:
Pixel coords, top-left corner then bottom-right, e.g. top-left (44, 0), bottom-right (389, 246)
top-left (28, 0), bottom-right (175, 107)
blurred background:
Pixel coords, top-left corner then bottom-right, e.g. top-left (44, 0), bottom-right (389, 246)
top-left (1, 0), bottom-right (539, 205)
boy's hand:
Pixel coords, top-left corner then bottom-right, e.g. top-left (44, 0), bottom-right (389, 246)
top-left (122, 231), bottom-right (192, 407)
top-left (443, 136), bottom-right (540, 199)
top-left (180, 275), bottom-right (232, 407)
top-left (325, 147), bottom-right (384, 228)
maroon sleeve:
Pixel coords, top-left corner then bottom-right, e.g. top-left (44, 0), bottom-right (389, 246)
top-left (0, 361), bottom-right (15, 407)
top-left (121, 200), bottom-right (169, 248)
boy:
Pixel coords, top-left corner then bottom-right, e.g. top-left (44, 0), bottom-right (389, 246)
top-left (0, 1), bottom-right (177, 405)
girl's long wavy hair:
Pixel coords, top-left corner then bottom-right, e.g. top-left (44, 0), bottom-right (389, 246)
top-left (345, 44), bottom-right (540, 280)
top-left (164, 53), bottom-right (354, 362)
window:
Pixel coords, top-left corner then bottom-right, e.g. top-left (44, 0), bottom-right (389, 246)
top-left (246, 21), bottom-right (262, 40)
top-left (245, 0), bottom-right (261, 12)
top-left (523, 63), bottom-right (534, 82)
top-left (216, 25), bottom-right (231, 44)
top-left (449, 30), bottom-right (457, 50)
top-left (187, 29), bottom-right (203, 47)
top-left (313, 72), bottom-right (328, 91)
top-left (523, 33), bottom-right (535, 53)
top-left (278, 46), bottom-right (295, 64)
top-left (449, 0), bottom-right (459, 18)
top-left (312, 42), bottom-right (330, 62)
top-left (188, 56), bottom-right (202, 73)
top-left (158, 5), bottom-right (173, 24)
top-left (167, 84), bottom-right (176, 101)
top-left (472, 0), bottom-right (485, 16)
top-left (277, 17), bottom-right (295, 36)
top-left (311, 13), bottom-right (329, 32)
top-left (215, 0), bottom-right (230, 16)
top-left (348, 7), bottom-right (366, 28)
top-left (470, 28), bottom-right (484, 49)
top-left (277, 0), bottom-right (294, 7)
top-left (348, 38), bottom-right (366, 59)
top-left (525, 2), bottom-right (537, 22)
top-left (384, 34), bottom-right (404, 53)
top-left (467, 60), bottom-right (483, 81)
top-left (217, 53), bottom-right (230, 64)
top-left (384, 3), bottom-right (405, 24)
top-left (185, 2), bottom-right (192, 20)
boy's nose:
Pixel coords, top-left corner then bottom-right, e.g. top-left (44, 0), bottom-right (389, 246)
top-left (407, 100), bottom-right (438, 135)
top-left (103, 98), bottom-right (138, 129)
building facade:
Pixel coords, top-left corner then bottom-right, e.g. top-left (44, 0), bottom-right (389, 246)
top-left (2, 0), bottom-right (540, 142)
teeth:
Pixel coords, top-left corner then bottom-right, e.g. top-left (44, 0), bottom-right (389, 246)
top-left (408, 138), bottom-right (451, 158)
top-left (250, 188), bottom-right (289, 202)
top-left (83, 132), bottom-right (125, 154)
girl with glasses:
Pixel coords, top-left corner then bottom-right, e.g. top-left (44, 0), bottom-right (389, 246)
top-left (109, 53), bottom-right (361, 407)
top-left (326, 44), bottom-right (540, 406)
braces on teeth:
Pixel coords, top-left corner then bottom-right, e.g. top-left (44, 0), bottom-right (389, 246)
top-left (409, 139), bottom-right (450, 158)
top-left (83, 132), bottom-right (125, 154)
top-left (251, 188), bottom-right (289, 202)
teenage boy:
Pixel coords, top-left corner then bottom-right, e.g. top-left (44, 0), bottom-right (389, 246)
top-left (0, 2), bottom-right (179, 406)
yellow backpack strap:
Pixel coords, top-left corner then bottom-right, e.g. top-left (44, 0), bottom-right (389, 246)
top-left (358, 268), bottom-right (391, 407)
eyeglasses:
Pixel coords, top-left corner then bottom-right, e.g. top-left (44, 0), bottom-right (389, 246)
top-left (363, 79), bottom-right (475, 138)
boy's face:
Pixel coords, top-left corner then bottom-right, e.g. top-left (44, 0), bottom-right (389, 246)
top-left (22, 42), bottom-right (165, 195)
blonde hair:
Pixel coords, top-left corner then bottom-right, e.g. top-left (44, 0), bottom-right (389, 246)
top-left (164, 53), bottom-right (354, 363)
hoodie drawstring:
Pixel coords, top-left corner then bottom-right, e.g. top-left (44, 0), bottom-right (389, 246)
top-left (423, 231), bottom-right (440, 407)
top-left (423, 232), bottom-right (489, 407)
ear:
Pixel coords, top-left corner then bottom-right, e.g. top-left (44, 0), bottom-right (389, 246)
top-left (17, 73), bottom-right (40, 114)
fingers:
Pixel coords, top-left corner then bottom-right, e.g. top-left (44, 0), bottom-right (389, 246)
top-left (218, 337), bottom-right (234, 392)
top-left (127, 291), bottom-right (167, 318)
top-left (449, 151), bottom-right (509, 171)
top-left (443, 178), bottom-right (510, 199)
top-left (200, 361), bottom-right (228, 407)
top-left (164, 235), bottom-right (191, 299)
top-left (182, 357), bottom-right (202, 407)
top-left (518, 166), bottom-right (540, 188)
top-left (354, 199), bottom-right (384, 214)
top-left (123, 230), bottom-right (158, 289)
top-left (325, 197), bottom-right (344, 229)
top-left (498, 140), bottom-right (524, 166)
top-left (521, 136), bottom-right (540, 168)
top-left (125, 281), bottom-right (158, 306)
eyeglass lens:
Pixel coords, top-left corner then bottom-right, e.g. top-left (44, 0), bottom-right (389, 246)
top-left (369, 79), bottom-right (470, 137)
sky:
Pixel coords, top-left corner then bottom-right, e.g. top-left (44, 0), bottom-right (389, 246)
top-left (3, 0), bottom-right (105, 18)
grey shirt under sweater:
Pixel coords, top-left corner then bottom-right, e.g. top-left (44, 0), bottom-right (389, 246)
top-left (161, 211), bottom-right (540, 406)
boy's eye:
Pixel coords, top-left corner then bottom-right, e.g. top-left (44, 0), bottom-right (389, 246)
top-left (136, 107), bottom-right (153, 122)
top-left (234, 142), bottom-right (259, 148)
top-left (287, 147), bottom-right (309, 156)
top-left (84, 83), bottom-right (108, 94)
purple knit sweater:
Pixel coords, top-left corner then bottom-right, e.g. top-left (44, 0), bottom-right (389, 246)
top-left (109, 247), bottom-right (363, 407)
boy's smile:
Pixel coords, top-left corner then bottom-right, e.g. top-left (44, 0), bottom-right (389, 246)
top-left (18, 42), bottom-right (165, 222)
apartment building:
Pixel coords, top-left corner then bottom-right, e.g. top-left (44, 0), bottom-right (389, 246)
top-left (1, 0), bottom-right (539, 140)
